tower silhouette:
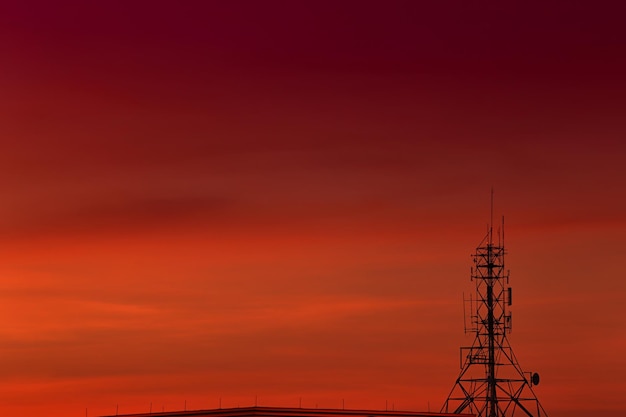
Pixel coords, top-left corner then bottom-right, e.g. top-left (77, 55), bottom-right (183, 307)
top-left (442, 201), bottom-right (548, 417)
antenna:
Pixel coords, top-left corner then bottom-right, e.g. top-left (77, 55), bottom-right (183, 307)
top-left (442, 194), bottom-right (548, 417)
top-left (490, 187), bottom-right (494, 245)
top-left (502, 215), bottom-right (504, 240)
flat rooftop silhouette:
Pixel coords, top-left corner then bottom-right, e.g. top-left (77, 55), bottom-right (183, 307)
top-left (101, 405), bottom-right (474, 417)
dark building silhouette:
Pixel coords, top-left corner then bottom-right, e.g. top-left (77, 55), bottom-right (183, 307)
top-left (103, 405), bottom-right (474, 417)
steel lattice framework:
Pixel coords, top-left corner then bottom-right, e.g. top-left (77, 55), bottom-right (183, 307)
top-left (441, 216), bottom-right (548, 417)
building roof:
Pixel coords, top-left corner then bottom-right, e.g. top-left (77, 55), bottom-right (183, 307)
top-left (102, 405), bottom-right (474, 417)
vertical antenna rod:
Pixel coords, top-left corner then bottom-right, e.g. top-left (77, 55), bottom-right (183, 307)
top-left (490, 187), bottom-right (494, 245)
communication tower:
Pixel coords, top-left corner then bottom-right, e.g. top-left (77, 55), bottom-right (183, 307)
top-left (442, 198), bottom-right (548, 417)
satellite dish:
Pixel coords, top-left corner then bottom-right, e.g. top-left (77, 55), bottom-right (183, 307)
top-left (532, 372), bottom-right (540, 386)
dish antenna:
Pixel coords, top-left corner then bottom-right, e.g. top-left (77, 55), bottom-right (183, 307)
top-left (532, 372), bottom-right (541, 386)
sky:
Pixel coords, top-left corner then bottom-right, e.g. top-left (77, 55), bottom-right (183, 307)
top-left (1, 2), bottom-right (625, 417)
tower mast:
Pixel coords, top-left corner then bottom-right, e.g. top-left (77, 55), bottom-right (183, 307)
top-left (442, 197), bottom-right (548, 417)
top-left (487, 188), bottom-right (496, 416)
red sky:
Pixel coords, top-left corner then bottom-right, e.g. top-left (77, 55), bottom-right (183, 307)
top-left (1, 2), bottom-right (625, 417)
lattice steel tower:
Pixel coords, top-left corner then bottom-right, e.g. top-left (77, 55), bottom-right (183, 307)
top-left (442, 200), bottom-right (548, 417)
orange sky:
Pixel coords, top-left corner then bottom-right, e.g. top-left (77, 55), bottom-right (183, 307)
top-left (1, 2), bottom-right (626, 417)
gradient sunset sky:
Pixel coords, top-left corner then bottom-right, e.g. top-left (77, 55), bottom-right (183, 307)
top-left (2, 2), bottom-right (626, 417)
